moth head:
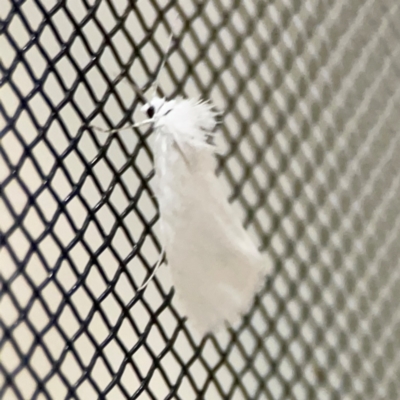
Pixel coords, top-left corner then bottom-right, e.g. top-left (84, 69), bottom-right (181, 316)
top-left (141, 97), bottom-right (175, 120)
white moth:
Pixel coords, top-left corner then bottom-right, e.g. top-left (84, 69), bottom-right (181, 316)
top-left (141, 96), bottom-right (267, 336)
top-left (97, 37), bottom-right (268, 336)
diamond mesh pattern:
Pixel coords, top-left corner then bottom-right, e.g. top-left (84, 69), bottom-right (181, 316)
top-left (1, 0), bottom-right (400, 399)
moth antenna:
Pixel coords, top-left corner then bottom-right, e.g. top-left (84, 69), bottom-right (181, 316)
top-left (114, 72), bottom-right (148, 105)
top-left (90, 119), bottom-right (153, 135)
top-left (150, 33), bottom-right (174, 98)
top-left (125, 78), bottom-right (148, 105)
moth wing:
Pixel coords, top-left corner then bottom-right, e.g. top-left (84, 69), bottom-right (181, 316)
top-left (158, 146), bottom-right (268, 336)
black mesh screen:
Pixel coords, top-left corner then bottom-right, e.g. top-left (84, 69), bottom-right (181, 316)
top-left (1, 0), bottom-right (400, 399)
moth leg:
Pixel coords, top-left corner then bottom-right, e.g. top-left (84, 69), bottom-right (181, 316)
top-left (138, 247), bottom-right (166, 291)
top-left (172, 133), bottom-right (190, 166)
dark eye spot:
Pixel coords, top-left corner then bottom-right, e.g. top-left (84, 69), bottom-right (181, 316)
top-left (146, 106), bottom-right (155, 118)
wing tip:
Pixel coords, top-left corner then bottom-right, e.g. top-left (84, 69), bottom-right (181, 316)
top-left (188, 261), bottom-right (268, 338)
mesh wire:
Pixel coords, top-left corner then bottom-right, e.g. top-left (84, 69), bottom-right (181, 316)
top-left (1, 0), bottom-right (400, 399)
